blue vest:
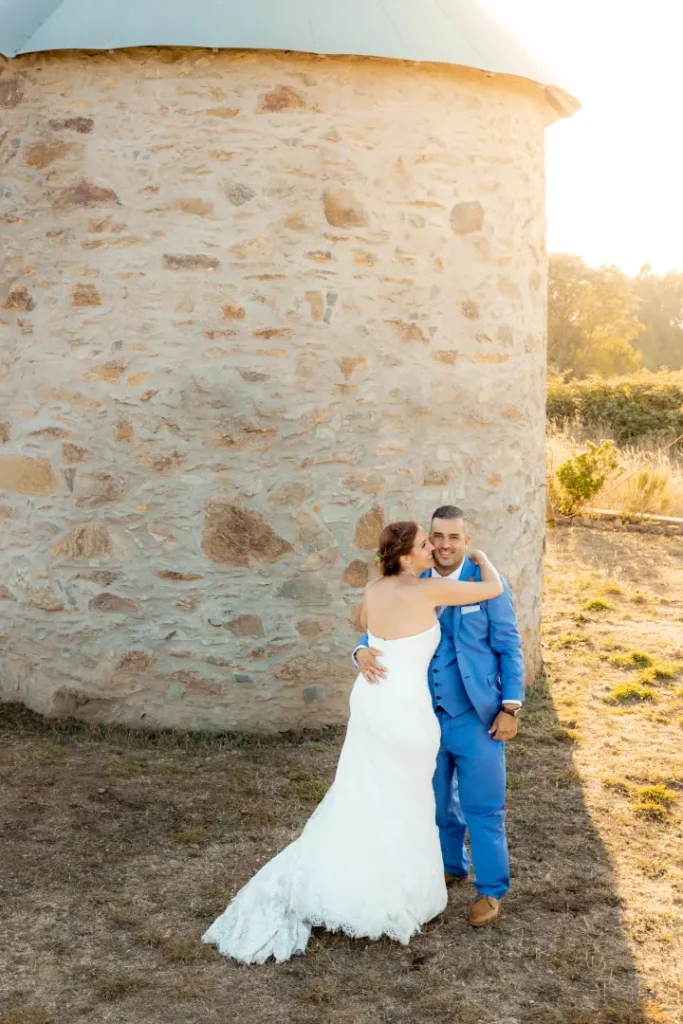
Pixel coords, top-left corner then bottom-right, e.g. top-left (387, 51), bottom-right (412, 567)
top-left (429, 608), bottom-right (474, 718)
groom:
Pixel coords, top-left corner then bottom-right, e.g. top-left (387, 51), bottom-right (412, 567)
top-left (354, 504), bottom-right (524, 926)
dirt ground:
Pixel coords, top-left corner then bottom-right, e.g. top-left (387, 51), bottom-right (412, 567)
top-left (1, 528), bottom-right (682, 1024)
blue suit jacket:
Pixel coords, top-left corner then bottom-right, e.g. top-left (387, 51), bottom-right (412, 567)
top-left (356, 557), bottom-right (525, 725)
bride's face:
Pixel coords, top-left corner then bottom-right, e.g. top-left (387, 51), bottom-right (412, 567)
top-left (405, 528), bottom-right (435, 574)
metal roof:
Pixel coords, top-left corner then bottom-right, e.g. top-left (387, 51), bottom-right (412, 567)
top-left (0, 0), bottom-right (579, 113)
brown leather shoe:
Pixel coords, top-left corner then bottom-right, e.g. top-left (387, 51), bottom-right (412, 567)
top-left (445, 873), bottom-right (469, 887)
top-left (468, 895), bottom-right (501, 926)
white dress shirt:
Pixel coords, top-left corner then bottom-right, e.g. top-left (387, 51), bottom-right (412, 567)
top-left (432, 562), bottom-right (463, 581)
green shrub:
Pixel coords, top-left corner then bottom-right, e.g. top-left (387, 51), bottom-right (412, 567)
top-left (550, 440), bottom-right (620, 516)
top-left (633, 783), bottom-right (677, 806)
top-left (547, 372), bottom-right (683, 444)
top-left (609, 650), bottom-right (652, 669)
top-left (606, 681), bottom-right (656, 704)
top-left (582, 599), bottom-right (614, 613)
top-left (547, 632), bottom-right (585, 649)
top-left (631, 783), bottom-right (677, 821)
top-left (637, 661), bottom-right (680, 682)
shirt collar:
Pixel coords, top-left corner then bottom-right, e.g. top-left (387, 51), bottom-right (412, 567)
top-left (431, 560), bottom-right (464, 581)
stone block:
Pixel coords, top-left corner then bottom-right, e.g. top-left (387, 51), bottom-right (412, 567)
top-left (0, 75), bottom-right (24, 108)
top-left (72, 283), bottom-right (102, 308)
top-left (268, 481), bottom-right (314, 508)
top-left (49, 117), bottom-right (94, 133)
top-left (259, 85), bottom-right (306, 112)
top-left (230, 237), bottom-right (273, 260)
top-left (296, 616), bottom-right (337, 642)
top-left (73, 472), bottom-right (124, 507)
top-left (354, 506), bottom-right (385, 551)
top-left (450, 200), bottom-right (485, 234)
top-left (279, 575), bottom-right (332, 606)
top-left (343, 560), bottom-right (369, 587)
top-left (89, 593), bottom-right (140, 613)
top-left (0, 456), bottom-right (58, 496)
top-left (52, 178), bottom-right (119, 210)
top-left (202, 501), bottom-right (292, 566)
top-left (229, 614), bottom-right (264, 638)
top-left (163, 253), bottom-right (220, 270)
top-left (52, 524), bottom-right (112, 559)
top-left (323, 184), bottom-right (369, 228)
top-left (3, 286), bottom-right (35, 311)
top-left (24, 139), bottom-right (73, 169)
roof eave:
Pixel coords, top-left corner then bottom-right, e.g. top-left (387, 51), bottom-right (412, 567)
top-left (2, 41), bottom-right (581, 120)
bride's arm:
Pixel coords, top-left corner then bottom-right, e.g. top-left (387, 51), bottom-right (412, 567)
top-left (424, 551), bottom-right (503, 606)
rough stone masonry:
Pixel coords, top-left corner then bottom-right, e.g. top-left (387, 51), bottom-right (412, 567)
top-left (0, 48), bottom-right (550, 730)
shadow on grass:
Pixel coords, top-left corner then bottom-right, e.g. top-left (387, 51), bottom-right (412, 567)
top-left (496, 672), bottom-right (647, 1022)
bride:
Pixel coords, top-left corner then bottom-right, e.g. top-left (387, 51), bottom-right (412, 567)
top-left (202, 520), bottom-right (503, 963)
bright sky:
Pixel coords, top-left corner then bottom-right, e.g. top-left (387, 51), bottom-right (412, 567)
top-left (482, 0), bottom-right (683, 275)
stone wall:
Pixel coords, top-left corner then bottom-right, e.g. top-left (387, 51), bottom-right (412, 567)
top-left (0, 49), bottom-right (550, 730)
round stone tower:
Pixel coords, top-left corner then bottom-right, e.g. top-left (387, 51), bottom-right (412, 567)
top-left (0, 4), bottom-right (578, 730)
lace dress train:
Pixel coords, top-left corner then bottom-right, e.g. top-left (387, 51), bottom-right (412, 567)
top-left (202, 624), bottom-right (446, 963)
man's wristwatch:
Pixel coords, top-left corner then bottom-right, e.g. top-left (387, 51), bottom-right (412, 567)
top-left (500, 704), bottom-right (522, 718)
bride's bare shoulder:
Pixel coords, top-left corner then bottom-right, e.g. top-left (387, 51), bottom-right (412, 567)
top-left (360, 576), bottom-right (386, 629)
top-left (362, 577), bottom-right (384, 602)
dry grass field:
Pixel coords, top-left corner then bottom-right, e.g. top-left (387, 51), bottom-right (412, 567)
top-left (1, 528), bottom-right (682, 1024)
top-left (547, 423), bottom-right (683, 518)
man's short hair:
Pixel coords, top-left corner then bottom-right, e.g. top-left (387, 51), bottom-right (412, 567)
top-left (431, 505), bottom-right (466, 523)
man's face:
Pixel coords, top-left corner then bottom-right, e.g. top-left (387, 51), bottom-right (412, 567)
top-left (429, 517), bottom-right (470, 573)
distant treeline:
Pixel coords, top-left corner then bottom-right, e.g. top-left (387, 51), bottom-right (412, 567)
top-left (548, 254), bottom-right (683, 379)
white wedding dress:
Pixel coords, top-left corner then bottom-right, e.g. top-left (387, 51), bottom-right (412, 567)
top-left (202, 623), bottom-right (446, 963)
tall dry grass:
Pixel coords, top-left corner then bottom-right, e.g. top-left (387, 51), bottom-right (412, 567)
top-left (547, 421), bottom-right (683, 518)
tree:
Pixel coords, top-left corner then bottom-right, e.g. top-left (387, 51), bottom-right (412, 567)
top-left (548, 254), bottom-right (642, 378)
top-left (632, 266), bottom-right (683, 371)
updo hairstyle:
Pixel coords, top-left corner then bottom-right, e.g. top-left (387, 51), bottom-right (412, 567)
top-left (376, 521), bottom-right (419, 577)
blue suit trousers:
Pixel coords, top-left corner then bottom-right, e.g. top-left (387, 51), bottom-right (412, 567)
top-left (433, 708), bottom-right (510, 899)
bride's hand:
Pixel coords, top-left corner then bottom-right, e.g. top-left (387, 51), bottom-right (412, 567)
top-left (468, 549), bottom-right (489, 566)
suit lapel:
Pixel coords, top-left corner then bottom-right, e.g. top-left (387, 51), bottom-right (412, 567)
top-left (460, 556), bottom-right (477, 582)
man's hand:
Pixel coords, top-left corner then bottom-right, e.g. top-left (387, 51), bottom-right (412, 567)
top-left (356, 647), bottom-right (387, 685)
top-left (488, 709), bottom-right (519, 742)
